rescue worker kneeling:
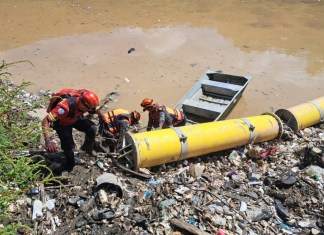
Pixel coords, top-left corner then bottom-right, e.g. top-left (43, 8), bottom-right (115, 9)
top-left (140, 98), bottom-right (187, 131)
top-left (98, 109), bottom-right (141, 149)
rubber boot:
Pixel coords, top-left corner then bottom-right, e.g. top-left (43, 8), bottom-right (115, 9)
top-left (64, 150), bottom-right (75, 172)
top-left (81, 140), bottom-right (97, 157)
top-left (81, 145), bottom-right (97, 157)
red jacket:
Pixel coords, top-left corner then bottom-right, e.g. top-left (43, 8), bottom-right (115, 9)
top-left (46, 97), bottom-right (85, 125)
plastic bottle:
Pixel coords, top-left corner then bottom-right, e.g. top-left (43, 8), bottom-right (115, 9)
top-left (80, 196), bottom-right (95, 212)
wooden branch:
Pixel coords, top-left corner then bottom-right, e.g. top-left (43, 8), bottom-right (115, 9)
top-left (169, 219), bottom-right (211, 235)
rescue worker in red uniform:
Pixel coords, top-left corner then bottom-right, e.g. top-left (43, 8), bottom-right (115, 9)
top-left (140, 98), bottom-right (187, 131)
top-left (99, 109), bottom-right (141, 150)
top-left (42, 89), bottom-right (103, 171)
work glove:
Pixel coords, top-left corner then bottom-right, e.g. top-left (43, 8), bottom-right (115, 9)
top-left (45, 138), bottom-right (57, 153)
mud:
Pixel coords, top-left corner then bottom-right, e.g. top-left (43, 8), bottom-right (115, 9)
top-left (1, 0), bottom-right (324, 122)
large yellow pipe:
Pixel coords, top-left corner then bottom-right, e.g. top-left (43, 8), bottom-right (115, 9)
top-left (125, 113), bottom-right (282, 170)
top-left (275, 96), bottom-right (324, 133)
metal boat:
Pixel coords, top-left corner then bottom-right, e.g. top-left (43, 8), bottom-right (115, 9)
top-left (175, 70), bottom-right (252, 123)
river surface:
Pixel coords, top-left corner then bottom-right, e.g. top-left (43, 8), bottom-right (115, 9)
top-left (1, 0), bottom-right (323, 121)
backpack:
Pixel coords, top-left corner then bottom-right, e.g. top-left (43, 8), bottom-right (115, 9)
top-left (47, 88), bottom-right (85, 117)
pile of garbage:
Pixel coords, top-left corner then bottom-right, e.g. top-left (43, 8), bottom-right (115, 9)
top-left (3, 89), bottom-right (324, 235)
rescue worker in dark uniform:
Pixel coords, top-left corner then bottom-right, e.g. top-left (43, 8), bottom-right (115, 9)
top-left (98, 109), bottom-right (141, 150)
top-left (42, 89), bottom-right (103, 171)
top-left (140, 98), bottom-right (187, 131)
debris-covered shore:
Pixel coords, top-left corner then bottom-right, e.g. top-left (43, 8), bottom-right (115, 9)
top-left (3, 89), bottom-right (324, 235)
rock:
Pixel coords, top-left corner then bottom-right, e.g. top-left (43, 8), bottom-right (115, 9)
top-left (246, 206), bottom-right (272, 222)
top-left (239, 201), bottom-right (247, 212)
top-left (214, 214), bottom-right (226, 226)
top-left (92, 209), bottom-right (116, 221)
top-left (298, 219), bottom-right (317, 228)
top-left (245, 191), bottom-right (259, 200)
top-left (279, 172), bottom-right (297, 187)
top-left (311, 228), bottom-right (321, 235)
top-left (68, 196), bottom-right (81, 206)
top-left (286, 219), bottom-right (296, 226)
top-left (45, 199), bottom-right (55, 211)
top-left (223, 205), bottom-right (234, 215)
top-left (274, 199), bottom-right (290, 221)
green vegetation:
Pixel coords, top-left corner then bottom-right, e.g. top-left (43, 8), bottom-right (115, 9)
top-left (0, 61), bottom-right (57, 234)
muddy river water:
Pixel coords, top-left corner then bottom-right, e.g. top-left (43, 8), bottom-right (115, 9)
top-left (1, 0), bottom-right (323, 121)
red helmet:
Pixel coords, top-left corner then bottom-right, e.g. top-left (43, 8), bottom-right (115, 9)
top-left (81, 90), bottom-right (99, 110)
top-left (131, 110), bottom-right (141, 123)
top-left (141, 98), bottom-right (154, 111)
